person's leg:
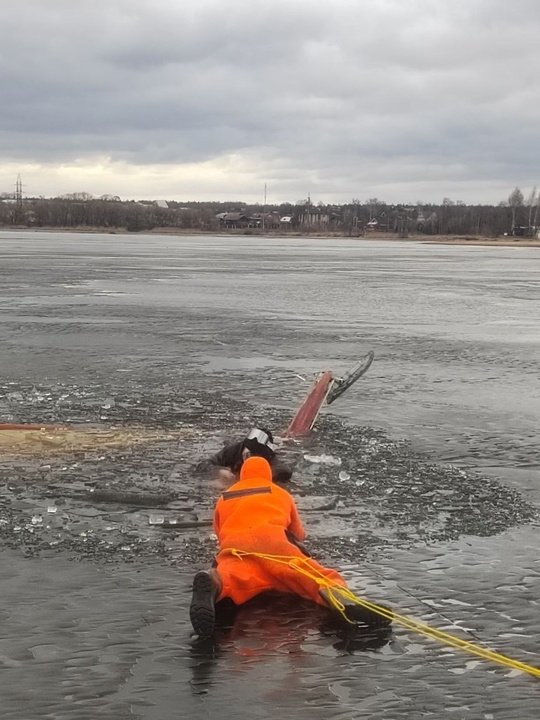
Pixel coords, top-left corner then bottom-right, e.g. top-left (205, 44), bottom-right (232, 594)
top-left (189, 569), bottom-right (222, 637)
top-left (213, 538), bottom-right (347, 608)
top-left (270, 547), bottom-right (394, 628)
top-left (204, 542), bottom-right (393, 631)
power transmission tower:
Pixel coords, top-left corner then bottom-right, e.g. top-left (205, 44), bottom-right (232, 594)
top-left (15, 174), bottom-right (23, 204)
top-left (14, 174), bottom-right (24, 223)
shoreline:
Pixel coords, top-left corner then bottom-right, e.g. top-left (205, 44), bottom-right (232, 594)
top-left (1, 225), bottom-right (539, 248)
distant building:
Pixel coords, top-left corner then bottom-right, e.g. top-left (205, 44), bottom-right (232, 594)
top-left (250, 212), bottom-right (280, 229)
top-left (366, 218), bottom-right (378, 231)
top-left (219, 212), bottom-right (250, 229)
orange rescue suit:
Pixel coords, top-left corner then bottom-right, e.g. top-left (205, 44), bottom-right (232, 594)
top-left (213, 455), bottom-right (346, 605)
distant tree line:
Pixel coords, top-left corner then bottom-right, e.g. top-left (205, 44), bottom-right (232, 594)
top-left (0, 187), bottom-right (538, 237)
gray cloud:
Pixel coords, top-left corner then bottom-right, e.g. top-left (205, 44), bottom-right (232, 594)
top-left (1, 0), bottom-right (539, 201)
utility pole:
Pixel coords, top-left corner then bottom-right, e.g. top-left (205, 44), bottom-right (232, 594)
top-left (262, 183), bottom-right (267, 232)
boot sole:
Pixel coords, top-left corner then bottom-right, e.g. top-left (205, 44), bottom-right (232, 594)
top-left (190, 572), bottom-right (216, 637)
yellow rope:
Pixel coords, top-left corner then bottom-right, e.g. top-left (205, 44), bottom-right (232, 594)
top-left (226, 548), bottom-right (540, 679)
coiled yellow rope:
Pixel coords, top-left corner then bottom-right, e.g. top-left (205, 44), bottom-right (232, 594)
top-left (227, 549), bottom-right (540, 679)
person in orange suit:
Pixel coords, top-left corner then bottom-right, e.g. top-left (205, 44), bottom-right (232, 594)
top-left (190, 455), bottom-right (392, 637)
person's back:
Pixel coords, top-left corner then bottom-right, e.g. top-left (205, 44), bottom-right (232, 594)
top-left (214, 458), bottom-right (304, 549)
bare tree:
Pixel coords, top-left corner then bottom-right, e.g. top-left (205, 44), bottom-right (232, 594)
top-left (533, 190), bottom-right (540, 232)
top-left (526, 186), bottom-right (537, 231)
top-left (508, 187), bottom-right (524, 230)
top-left (367, 197), bottom-right (382, 220)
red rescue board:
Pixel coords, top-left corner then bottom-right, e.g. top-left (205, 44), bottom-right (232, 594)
top-left (284, 371), bottom-right (334, 438)
top-left (0, 423), bottom-right (64, 431)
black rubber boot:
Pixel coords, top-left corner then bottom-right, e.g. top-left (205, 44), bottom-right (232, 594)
top-left (320, 587), bottom-right (393, 628)
top-left (342, 602), bottom-right (393, 628)
top-left (190, 571), bottom-right (219, 637)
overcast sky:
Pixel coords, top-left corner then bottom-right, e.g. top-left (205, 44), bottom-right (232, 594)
top-left (1, 0), bottom-right (539, 203)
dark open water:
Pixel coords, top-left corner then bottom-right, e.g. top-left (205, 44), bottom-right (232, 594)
top-left (0, 231), bottom-right (538, 719)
